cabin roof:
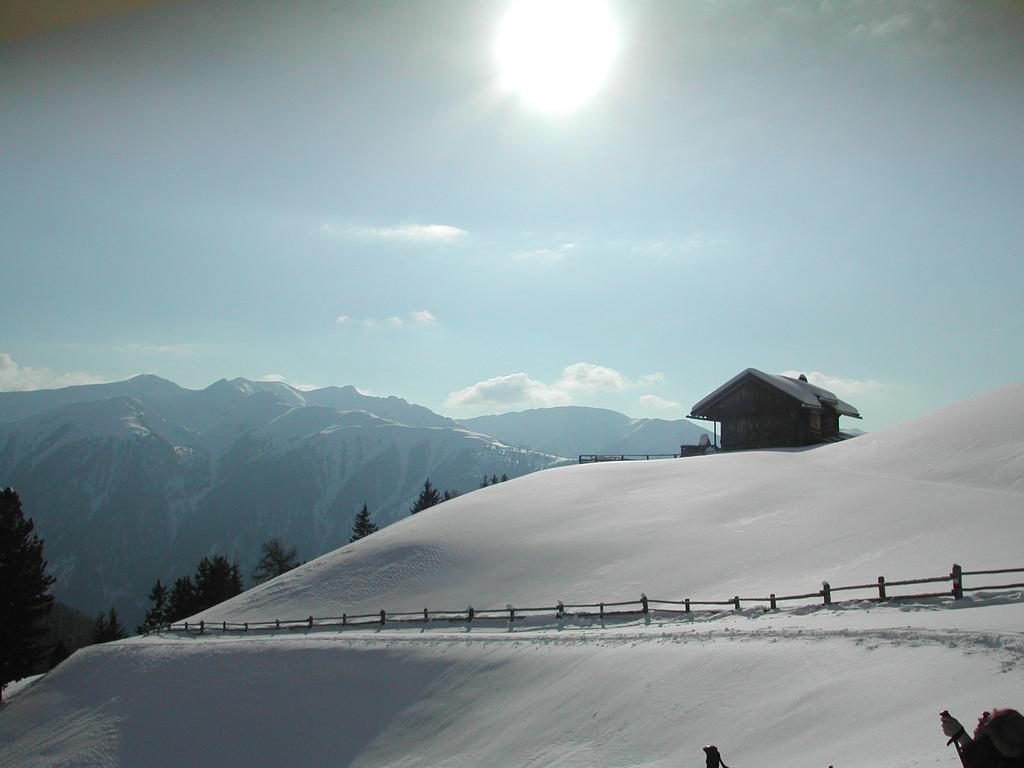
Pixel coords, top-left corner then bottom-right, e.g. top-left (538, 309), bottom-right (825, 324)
top-left (690, 368), bottom-right (861, 419)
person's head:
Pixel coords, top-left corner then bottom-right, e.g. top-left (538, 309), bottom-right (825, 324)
top-left (975, 710), bottom-right (1024, 758)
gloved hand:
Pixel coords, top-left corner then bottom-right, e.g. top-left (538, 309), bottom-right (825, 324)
top-left (942, 711), bottom-right (967, 740)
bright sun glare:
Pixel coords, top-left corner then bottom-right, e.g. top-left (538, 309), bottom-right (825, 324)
top-left (495, 0), bottom-right (619, 113)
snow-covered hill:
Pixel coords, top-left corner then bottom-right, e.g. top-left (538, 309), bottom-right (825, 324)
top-left (1, 383), bottom-right (1021, 768)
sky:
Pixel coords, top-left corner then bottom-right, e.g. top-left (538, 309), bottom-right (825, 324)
top-left (2, 0), bottom-right (1023, 432)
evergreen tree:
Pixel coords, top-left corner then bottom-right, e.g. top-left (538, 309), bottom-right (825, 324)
top-left (443, 489), bottom-right (459, 501)
top-left (500, 473), bottom-right (508, 483)
top-left (491, 474), bottom-right (499, 486)
top-left (0, 487), bottom-right (56, 698)
top-left (92, 608), bottom-right (127, 643)
top-left (138, 579), bottom-right (170, 634)
top-left (349, 504), bottom-right (379, 542)
top-left (167, 576), bottom-right (197, 623)
top-left (409, 479), bottom-right (442, 515)
top-left (194, 555), bottom-right (243, 610)
top-left (252, 539), bottom-right (301, 584)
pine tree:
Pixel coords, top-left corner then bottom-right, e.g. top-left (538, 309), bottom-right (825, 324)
top-left (194, 555), bottom-right (243, 611)
top-left (138, 579), bottom-right (170, 634)
top-left (443, 489), bottom-right (459, 501)
top-left (252, 539), bottom-right (301, 583)
top-left (92, 607), bottom-right (127, 644)
top-left (0, 487), bottom-right (56, 698)
top-left (167, 576), bottom-right (197, 623)
top-left (349, 504), bottom-right (379, 542)
top-left (409, 479), bottom-right (443, 515)
top-left (500, 473), bottom-right (508, 483)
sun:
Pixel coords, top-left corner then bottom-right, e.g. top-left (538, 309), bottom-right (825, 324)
top-left (495, 0), bottom-right (619, 113)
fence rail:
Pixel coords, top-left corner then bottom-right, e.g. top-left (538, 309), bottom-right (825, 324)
top-left (162, 563), bottom-right (1024, 636)
top-left (578, 454), bottom-right (681, 463)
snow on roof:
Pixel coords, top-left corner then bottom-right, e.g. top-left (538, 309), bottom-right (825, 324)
top-left (690, 368), bottom-right (860, 418)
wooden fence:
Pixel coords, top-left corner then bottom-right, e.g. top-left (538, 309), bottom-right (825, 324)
top-left (578, 453), bottom-right (681, 463)
top-left (163, 563), bottom-right (1024, 636)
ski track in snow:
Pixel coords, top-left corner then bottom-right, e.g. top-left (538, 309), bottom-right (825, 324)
top-left (148, 601), bottom-right (1024, 673)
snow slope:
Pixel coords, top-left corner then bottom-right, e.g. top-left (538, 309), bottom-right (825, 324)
top-left (1, 383), bottom-right (1022, 768)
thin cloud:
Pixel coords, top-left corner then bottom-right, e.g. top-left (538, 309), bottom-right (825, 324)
top-left (0, 352), bottom-right (105, 392)
top-left (780, 370), bottom-right (882, 397)
top-left (335, 315), bottom-right (350, 325)
top-left (638, 394), bottom-right (681, 410)
top-left (355, 311), bottom-right (438, 329)
top-left (322, 222), bottom-right (468, 243)
top-left (512, 243), bottom-right (577, 260)
top-left (121, 343), bottom-right (195, 355)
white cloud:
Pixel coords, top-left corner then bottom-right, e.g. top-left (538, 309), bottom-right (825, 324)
top-left (335, 315), bottom-right (350, 325)
top-left (638, 394), bottom-right (681, 410)
top-left (447, 363), bottom-right (670, 412)
top-left (324, 222), bottom-right (468, 243)
top-left (411, 310), bottom-right (438, 326)
top-left (555, 362), bottom-right (630, 393)
top-left (0, 352), bottom-right (106, 392)
top-left (446, 373), bottom-right (572, 410)
top-left (385, 316), bottom-right (404, 329)
top-left (780, 370), bottom-right (882, 397)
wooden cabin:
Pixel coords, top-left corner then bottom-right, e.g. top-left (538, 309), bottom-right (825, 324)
top-left (688, 368), bottom-right (861, 451)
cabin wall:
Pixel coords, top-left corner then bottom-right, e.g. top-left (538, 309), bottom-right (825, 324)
top-left (711, 379), bottom-right (812, 450)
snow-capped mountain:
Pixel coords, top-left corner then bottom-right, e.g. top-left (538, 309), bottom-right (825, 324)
top-left (2, 383), bottom-right (1021, 768)
top-left (457, 405), bottom-right (713, 459)
top-left (0, 376), bottom-right (559, 622)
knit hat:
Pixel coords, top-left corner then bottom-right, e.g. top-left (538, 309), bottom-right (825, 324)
top-left (981, 710), bottom-right (1024, 758)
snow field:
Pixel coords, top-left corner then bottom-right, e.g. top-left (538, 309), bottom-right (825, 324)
top-left (1, 382), bottom-right (1022, 767)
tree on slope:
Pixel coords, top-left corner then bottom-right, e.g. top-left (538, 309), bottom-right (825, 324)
top-left (349, 503), bottom-right (379, 542)
top-left (409, 479), bottom-right (442, 515)
top-left (194, 555), bottom-right (243, 609)
top-left (252, 538), bottom-right (301, 584)
top-left (0, 487), bottom-right (56, 699)
top-left (167, 576), bottom-right (197, 623)
top-left (92, 608), bottom-right (127, 643)
top-left (138, 579), bottom-right (169, 634)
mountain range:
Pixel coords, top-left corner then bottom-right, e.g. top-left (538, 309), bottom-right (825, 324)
top-left (0, 375), bottom-right (710, 622)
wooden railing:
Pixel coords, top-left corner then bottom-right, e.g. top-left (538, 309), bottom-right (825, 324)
top-left (162, 563), bottom-right (1024, 635)
top-left (578, 453), bottom-right (681, 463)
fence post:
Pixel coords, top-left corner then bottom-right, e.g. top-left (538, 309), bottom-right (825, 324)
top-left (342, 613), bottom-right (347, 626)
top-left (599, 602), bottom-right (604, 619)
top-left (877, 576), bottom-right (887, 601)
top-left (244, 622), bottom-right (249, 632)
top-left (684, 598), bottom-right (690, 613)
top-left (733, 596), bottom-right (740, 611)
top-left (769, 593), bottom-right (777, 610)
top-left (641, 593), bottom-right (649, 613)
top-left (822, 582), bottom-right (832, 606)
top-left (308, 616), bottom-right (313, 629)
top-left (951, 563), bottom-right (963, 600)
top-left (222, 621), bottom-right (227, 631)
top-left (379, 609), bottom-right (386, 625)
top-left (509, 605), bottom-right (515, 622)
